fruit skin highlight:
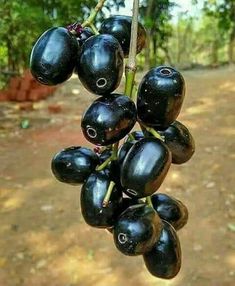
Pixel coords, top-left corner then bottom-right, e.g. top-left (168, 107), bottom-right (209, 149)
top-left (28, 0), bottom-right (193, 278)
top-left (81, 94), bottom-right (137, 146)
top-left (77, 27), bottom-right (94, 46)
top-left (51, 146), bottom-right (99, 185)
top-left (30, 27), bottom-right (79, 85)
top-left (76, 34), bottom-right (124, 95)
top-left (121, 138), bottom-right (172, 198)
top-left (143, 220), bottom-right (182, 279)
top-left (113, 204), bottom-right (162, 256)
top-left (99, 15), bottom-right (146, 57)
top-left (137, 66), bottom-right (185, 130)
top-left (151, 193), bottom-right (188, 230)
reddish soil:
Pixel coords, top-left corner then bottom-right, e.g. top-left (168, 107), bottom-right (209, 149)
top-left (0, 67), bottom-right (234, 286)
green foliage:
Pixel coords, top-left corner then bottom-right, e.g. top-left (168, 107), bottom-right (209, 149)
top-left (168, 12), bottom-right (227, 67)
top-left (139, 0), bottom-right (174, 67)
top-left (0, 0), bottom-right (124, 80)
top-left (203, 0), bottom-right (235, 63)
top-left (0, 0), bottom-right (234, 87)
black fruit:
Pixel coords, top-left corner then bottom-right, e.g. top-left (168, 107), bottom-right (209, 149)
top-left (51, 146), bottom-right (99, 184)
top-left (113, 204), bottom-right (162, 256)
top-left (117, 141), bottom-right (136, 166)
top-left (76, 34), bottom-right (124, 95)
top-left (151, 193), bottom-right (188, 230)
top-left (107, 197), bottom-right (139, 234)
top-left (118, 197), bottom-right (140, 214)
top-left (77, 27), bottom-right (94, 46)
top-left (137, 66), bottom-right (185, 130)
top-left (143, 220), bottom-right (181, 279)
top-left (99, 15), bottom-right (146, 57)
top-left (81, 94), bottom-right (137, 146)
top-left (121, 138), bottom-right (172, 198)
top-left (159, 121), bottom-right (195, 164)
top-left (30, 27), bottom-right (79, 85)
top-left (81, 171), bottom-right (123, 228)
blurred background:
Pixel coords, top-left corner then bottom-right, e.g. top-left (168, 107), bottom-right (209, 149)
top-left (0, 1), bottom-right (234, 286)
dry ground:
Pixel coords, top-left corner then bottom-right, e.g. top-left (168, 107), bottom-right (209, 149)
top-left (0, 66), bottom-right (235, 286)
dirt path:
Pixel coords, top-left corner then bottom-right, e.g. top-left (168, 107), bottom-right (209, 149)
top-left (0, 67), bottom-right (235, 286)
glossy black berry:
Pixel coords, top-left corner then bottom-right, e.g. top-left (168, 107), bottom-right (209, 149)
top-left (118, 197), bottom-right (140, 214)
top-left (143, 220), bottom-right (181, 279)
top-left (81, 94), bottom-right (137, 146)
top-left (99, 15), bottom-right (146, 57)
top-left (77, 27), bottom-right (94, 46)
top-left (137, 66), bottom-right (185, 130)
top-left (151, 193), bottom-right (188, 230)
top-left (117, 141), bottom-right (136, 166)
top-left (81, 171), bottom-right (123, 228)
top-left (159, 121), bottom-right (195, 164)
top-left (76, 34), bottom-right (124, 95)
top-left (51, 146), bottom-right (99, 185)
top-left (30, 27), bottom-right (79, 85)
top-left (113, 204), bottom-right (162, 256)
top-left (121, 138), bottom-right (172, 198)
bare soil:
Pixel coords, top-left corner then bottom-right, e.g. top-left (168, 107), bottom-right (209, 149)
top-left (0, 67), bottom-right (235, 286)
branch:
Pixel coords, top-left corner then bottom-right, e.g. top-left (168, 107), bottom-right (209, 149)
top-left (103, 181), bottom-right (115, 207)
top-left (124, 0), bottom-right (140, 99)
top-left (127, 0), bottom-right (139, 70)
top-left (82, 0), bottom-right (107, 28)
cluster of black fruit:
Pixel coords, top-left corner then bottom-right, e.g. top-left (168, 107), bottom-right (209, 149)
top-left (30, 15), bottom-right (195, 279)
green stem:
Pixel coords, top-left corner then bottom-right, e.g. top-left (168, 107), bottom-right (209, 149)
top-left (82, 0), bottom-right (107, 27)
top-left (125, 67), bottom-right (136, 98)
top-left (146, 196), bottom-right (154, 209)
top-left (124, 0), bottom-right (139, 99)
top-left (140, 122), bottom-right (164, 141)
top-left (95, 142), bottom-right (119, 171)
top-left (112, 142), bottom-right (119, 159)
top-left (89, 23), bottom-right (99, 35)
top-left (127, 133), bottom-right (135, 141)
top-left (103, 181), bottom-right (115, 207)
top-left (96, 156), bottom-right (113, 171)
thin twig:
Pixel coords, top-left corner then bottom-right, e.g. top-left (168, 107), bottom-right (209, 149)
top-left (103, 181), bottom-right (116, 207)
top-left (124, 0), bottom-right (140, 98)
top-left (127, 0), bottom-right (139, 70)
top-left (82, 0), bottom-right (107, 27)
top-left (139, 122), bottom-right (164, 141)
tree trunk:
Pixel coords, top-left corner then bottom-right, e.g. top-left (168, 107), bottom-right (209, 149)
top-left (211, 40), bottom-right (219, 66)
top-left (228, 30), bottom-right (235, 64)
top-left (145, 0), bottom-right (154, 69)
top-left (228, 2), bottom-right (235, 64)
top-left (144, 31), bottom-right (151, 69)
top-left (228, 20), bottom-right (235, 63)
top-left (177, 20), bottom-right (181, 64)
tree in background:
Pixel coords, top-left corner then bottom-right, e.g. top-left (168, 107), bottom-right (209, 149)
top-left (169, 11), bottom-right (228, 68)
top-left (0, 0), bottom-right (124, 75)
top-left (140, 0), bottom-right (174, 68)
top-left (204, 0), bottom-right (235, 64)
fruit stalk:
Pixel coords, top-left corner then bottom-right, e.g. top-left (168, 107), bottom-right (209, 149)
top-left (125, 0), bottom-right (139, 99)
top-left (146, 196), bottom-right (154, 209)
top-left (103, 181), bottom-right (116, 207)
top-left (139, 122), bottom-right (164, 141)
top-left (90, 23), bottom-right (99, 35)
top-left (82, 0), bottom-right (107, 28)
top-left (96, 142), bottom-right (119, 171)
